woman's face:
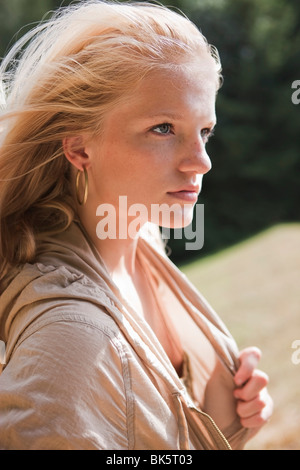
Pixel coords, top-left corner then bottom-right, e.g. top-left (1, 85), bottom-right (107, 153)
top-left (85, 62), bottom-right (217, 230)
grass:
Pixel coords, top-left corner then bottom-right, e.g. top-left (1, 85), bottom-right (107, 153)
top-left (180, 223), bottom-right (300, 450)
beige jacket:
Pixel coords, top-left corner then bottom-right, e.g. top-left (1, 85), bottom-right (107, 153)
top-left (0, 222), bottom-right (250, 450)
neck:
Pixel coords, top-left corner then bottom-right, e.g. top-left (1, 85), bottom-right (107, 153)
top-left (96, 236), bottom-right (139, 277)
top-left (77, 202), bottom-right (143, 278)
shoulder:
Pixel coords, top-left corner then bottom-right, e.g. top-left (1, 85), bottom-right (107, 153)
top-left (0, 302), bottom-right (133, 449)
top-left (3, 257), bottom-right (122, 353)
top-left (8, 295), bottom-right (126, 368)
top-left (3, 259), bottom-right (132, 393)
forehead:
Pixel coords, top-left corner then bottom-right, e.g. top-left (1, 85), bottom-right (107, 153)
top-left (118, 64), bottom-right (218, 122)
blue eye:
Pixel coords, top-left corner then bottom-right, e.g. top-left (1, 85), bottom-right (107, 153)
top-left (152, 123), bottom-right (173, 135)
top-left (201, 128), bottom-right (215, 143)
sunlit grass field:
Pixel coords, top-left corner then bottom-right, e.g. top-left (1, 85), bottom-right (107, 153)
top-left (180, 223), bottom-right (300, 450)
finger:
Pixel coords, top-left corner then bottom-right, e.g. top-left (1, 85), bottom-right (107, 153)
top-left (234, 369), bottom-right (269, 401)
top-left (234, 347), bottom-right (261, 386)
top-left (236, 388), bottom-right (269, 418)
top-left (240, 410), bottom-right (269, 429)
top-left (239, 393), bottom-right (274, 429)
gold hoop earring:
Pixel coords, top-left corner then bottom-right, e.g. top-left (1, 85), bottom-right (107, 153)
top-left (75, 167), bottom-right (88, 205)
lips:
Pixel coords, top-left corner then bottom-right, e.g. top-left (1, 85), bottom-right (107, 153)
top-left (176, 185), bottom-right (200, 194)
top-left (167, 185), bottom-right (200, 195)
top-left (167, 186), bottom-right (200, 202)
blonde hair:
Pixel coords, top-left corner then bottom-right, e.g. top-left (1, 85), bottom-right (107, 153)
top-left (0, 0), bottom-right (221, 287)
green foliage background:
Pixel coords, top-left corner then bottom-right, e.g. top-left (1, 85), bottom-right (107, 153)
top-left (1, 0), bottom-right (299, 263)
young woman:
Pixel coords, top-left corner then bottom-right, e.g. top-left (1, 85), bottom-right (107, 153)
top-left (0, 1), bottom-right (272, 450)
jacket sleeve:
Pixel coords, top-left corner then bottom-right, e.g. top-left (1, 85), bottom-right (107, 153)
top-left (0, 313), bottom-right (131, 450)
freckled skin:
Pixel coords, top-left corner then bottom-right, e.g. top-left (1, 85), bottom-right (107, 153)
top-left (84, 64), bottom-right (217, 228)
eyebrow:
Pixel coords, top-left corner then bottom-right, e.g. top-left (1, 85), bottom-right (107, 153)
top-left (141, 112), bottom-right (184, 121)
top-left (141, 112), bottom-right (217, 127)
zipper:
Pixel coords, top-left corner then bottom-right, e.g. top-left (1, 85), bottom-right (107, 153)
top-left (199, 408), bottom-right (232, 450)
top-left (191, 405), bottom-right (232, 450)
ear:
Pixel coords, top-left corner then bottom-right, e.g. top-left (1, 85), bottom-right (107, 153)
top-left (63, 135), bottom-right (91, 171)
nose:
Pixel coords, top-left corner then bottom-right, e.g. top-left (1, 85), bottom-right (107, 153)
top-left (177, 136), bottom-right (212, 175)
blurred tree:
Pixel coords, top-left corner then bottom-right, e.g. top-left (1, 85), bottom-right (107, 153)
top-left (0, 0), bottom-right (57, 56)
top-left (168, 0), bottom-right (300, 261)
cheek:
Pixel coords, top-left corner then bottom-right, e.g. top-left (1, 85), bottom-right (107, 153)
top-left (91, 137), bottom-right (171, 199)
top-left (93, 147), bottom-right (131, 183)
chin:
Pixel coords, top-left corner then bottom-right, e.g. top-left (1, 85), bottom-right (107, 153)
top-left (150, 203), bottom-right (195, 229)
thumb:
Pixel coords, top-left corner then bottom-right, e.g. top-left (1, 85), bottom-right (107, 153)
top-left (234, 347), bottom-right (261, 386)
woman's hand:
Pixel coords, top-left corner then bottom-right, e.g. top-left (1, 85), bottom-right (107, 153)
top-left (233, 347), bottom-right (273, 434)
